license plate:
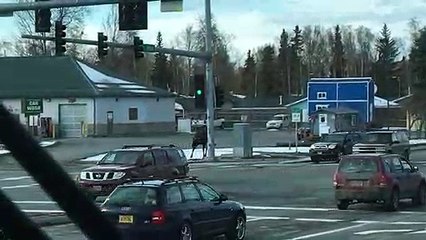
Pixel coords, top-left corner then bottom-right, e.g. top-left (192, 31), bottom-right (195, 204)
top-left (351, 181), bottom-right (364, 187)
top-left (92, 186), bottom-right (102, 191)
top-left (119, 215), bottom-right (134, 224)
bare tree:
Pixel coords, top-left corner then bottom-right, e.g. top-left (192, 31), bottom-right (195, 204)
top-left (14, 0), bottom-right (90, 57)
top-left (175, 24), bottom-right (197, 94)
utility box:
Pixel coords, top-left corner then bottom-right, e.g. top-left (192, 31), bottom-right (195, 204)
top-left (233, 123), bottom-right (252, 158)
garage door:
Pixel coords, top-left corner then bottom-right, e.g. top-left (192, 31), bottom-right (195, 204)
top-left (59, 104), bottom-right (87, 138)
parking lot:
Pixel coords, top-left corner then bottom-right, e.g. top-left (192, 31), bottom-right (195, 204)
top-left (2, 146), bottom-right (426, 239)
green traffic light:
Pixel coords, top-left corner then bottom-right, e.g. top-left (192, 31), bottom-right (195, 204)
top-left (196, 89), bottom-right (202, 95)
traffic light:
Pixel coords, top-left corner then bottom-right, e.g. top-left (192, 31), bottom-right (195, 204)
top-left (54, 21), bottom-right (66, 56)
top-left (194, 74), bottom-right (206, 110)
top-left (133, 36), bottom-right (145, 59)
top-left (215, 86), bottom-right (225, 107)
top-left (97, 32), bottom-right (108, 58)
top-left (119, 0), bottom-right (148, 31)
top-left (35, 0), bottom-right (51, 33)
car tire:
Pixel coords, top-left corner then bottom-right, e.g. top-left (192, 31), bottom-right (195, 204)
top-left (413, 183), bottom-right (426, 206)
top-left (311, 157), bottom-right (319, 164)
top-left (337, 200), bottom-right (349, 210)
top-left (385, 188), bottom-right (400, 211)
top-left (336, 152), bottom-right (343, 163)
top-left (179, 222), bottom-right (193, 240)
top-left (225, 213), bottom-right (246, 240)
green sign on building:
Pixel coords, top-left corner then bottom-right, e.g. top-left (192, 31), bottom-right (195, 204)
top-left (22, 98), bottom-right (43, 115)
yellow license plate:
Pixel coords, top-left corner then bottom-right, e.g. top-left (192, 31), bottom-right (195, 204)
top-left (118, 215), bottom-right (134, 224)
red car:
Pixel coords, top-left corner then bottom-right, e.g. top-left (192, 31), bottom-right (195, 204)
top-left (333, 153), bottom-right (426, 211)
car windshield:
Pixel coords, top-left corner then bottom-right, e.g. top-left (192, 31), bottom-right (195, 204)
top-left (362, 133), bottom-right (392, 144)
top-left (98, 151), bottom-right (142, 165)
top-left (322, 134), bottom-right (345, 142)
top-left (103, 186), bottom-right (158, 206)
top-left (272, 116), bottom-right (283, 120)
top-left (339, 158), bottom-right (378, 173)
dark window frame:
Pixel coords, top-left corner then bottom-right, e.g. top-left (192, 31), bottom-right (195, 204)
top-left (128, 107), bottom-right (138, 121)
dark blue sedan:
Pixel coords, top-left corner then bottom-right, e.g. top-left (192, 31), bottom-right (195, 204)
top-left (100, 177), bottom-right (247, 240)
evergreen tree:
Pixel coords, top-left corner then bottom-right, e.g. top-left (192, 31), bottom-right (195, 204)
top-left (151, 32), bottom-right (171, 90)
top-left (374, 24), bottom-right (400, 98)
top-left (258, 45), bottom-right (278, 97)
top-left (409, 27), bottom-right (426, 115)
top-left (332, 25), bottom-right (345, 77)
top-left (278, 29), bottom-right (290, 96)
top-left (242, 50), bottom-right (256, 98)
top-left (290, 25), bottom-right (304, 95)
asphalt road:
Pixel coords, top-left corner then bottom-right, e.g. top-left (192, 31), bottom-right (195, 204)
top-left (2, 147), bottom-right (426, 239)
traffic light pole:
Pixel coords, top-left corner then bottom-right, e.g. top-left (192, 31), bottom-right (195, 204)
top-left (21, 34), bottom-right (210, 59)
top-left (204, 0), bottom-right (215, 161)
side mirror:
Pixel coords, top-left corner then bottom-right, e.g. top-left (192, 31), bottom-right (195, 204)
top-left (219, 193), bottom-right (228, 201)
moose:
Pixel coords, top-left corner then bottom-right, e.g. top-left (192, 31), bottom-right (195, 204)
top-left (190, 125), bottom-right (207, 159)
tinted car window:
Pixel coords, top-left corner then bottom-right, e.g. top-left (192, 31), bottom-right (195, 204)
top-left (197, 183), bottom-right (220, 201)
top-left (322, 134), bottom-right (346, 142)
top-left (363, 133), bottom-right (392, 144)
top-left (181, 183), bottom-right (201, 202)
top-left (142, 151), bottom-right (154, 166)
top-left (391, 157), bottom-right (403, 172)
top-left (104, 186), bottom-right (158, 206)
top-left (339, 158), bottom-right (378, 173)
top-left (166, 149), bottom-right (183, 164)
top-left (152, 150), bottom-right (168, 165)
top-left (99, 151), bottom-right (143, 165)
top-left (166, 185), bottom-right (182, 204)
top-left (382, 158), bottom-right (392, 172)
top-left (400, 159), bottom-right (412, 172)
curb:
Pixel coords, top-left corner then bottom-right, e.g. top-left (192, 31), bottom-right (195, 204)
top-left (32, 214), bottom-right (71, 227)
top-left (0, 141), bottom-right (60, 157)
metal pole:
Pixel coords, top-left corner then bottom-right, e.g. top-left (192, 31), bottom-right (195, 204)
top-left (204, 0), bottom-right (215, 161)
top-left (21, 34), bottom-right (211, 59)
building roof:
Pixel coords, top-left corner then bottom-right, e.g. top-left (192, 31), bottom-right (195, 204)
top-left (0, 56), bottom-right (174, 99)
top-left (310, 77), bottom-right (373, 82)
top-left (286, 96), bottom-right (400, 108)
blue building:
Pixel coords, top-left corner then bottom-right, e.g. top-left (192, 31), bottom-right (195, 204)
top-left (307, 77), bottom-right (375, 124)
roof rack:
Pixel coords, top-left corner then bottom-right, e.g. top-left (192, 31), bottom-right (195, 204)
top-left (122, 144), bottom-right (177, 149)
top-left (125, 175), bottom-right (198, 185)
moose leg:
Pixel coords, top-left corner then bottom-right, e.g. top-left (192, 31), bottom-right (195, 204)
top-left (190, 142), bottom-right (197, 158)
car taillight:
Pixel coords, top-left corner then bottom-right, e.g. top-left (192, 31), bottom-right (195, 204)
top-left (333, 171), bottom-right (345, 187)
top-left (151, 210), bottom-right (166, 224)
top-left (371, 173), bottom-right (388, 187)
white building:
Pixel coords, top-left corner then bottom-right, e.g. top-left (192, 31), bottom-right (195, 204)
top-left (0, 56), bottom-right (176, 138)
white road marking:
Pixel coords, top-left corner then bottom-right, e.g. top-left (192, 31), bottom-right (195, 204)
top-left (1, 183), bottom-right (39, 189)
top-left (247, 216), bottom-right (290, 222)
top-left (295, 218), bottom-right (343, 223)
top-left (13, 201), bottom-right (57, 204)
top-left (290, 223), bottom-right (368, 240)
top-left (354, 229), bottom-right (413, 235)
top-left (245, 206), bottom-right (333, 212)
top-left (0, 176), bottom-right (32, 181)
top-left (408, 229), bottom-right (426, 234)
top-left (22, 209), bottom-right (64, 214)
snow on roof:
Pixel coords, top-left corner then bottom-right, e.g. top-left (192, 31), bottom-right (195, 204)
top-left (175, 102), bottom-right (184, 110)
top-left (77, 61), bottom-right (129, 84)
top-left (77, 61), bottom-right (162, 95)
top-left (374, 96), bottom-right (399, 107)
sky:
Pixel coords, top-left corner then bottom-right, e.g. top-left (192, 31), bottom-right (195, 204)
top-left (0, 0), bottom-right (425, 62)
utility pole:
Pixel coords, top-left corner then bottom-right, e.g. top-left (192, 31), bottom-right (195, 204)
top-left (204, 0), bottom-right (215, 161)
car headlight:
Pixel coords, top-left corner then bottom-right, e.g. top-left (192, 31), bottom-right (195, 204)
top-left (329, 144), bottom-right (337, 149)
top-left (310, 145), bottom-right (315, 149)
top-left (79, 172), bottom-right (87, 180)
top-left (112, 172), bottom-right (126, 180)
